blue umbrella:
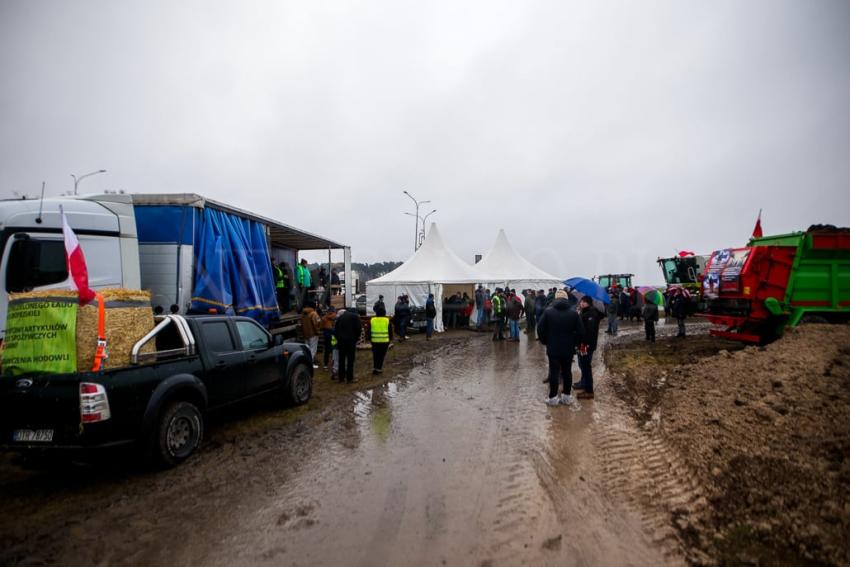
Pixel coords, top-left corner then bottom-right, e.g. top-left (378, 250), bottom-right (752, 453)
top-left (564, 277), bottom-right (611, 304)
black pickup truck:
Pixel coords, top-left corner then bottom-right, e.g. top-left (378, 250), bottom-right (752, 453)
top-left (0, 314), bottom-right (313, 466)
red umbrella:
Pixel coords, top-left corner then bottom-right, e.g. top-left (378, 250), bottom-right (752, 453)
top-left (668, 285), bottom-right (691, 298)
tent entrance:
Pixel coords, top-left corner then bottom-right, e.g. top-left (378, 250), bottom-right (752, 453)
top-left (441, 284), bottom-right (475, 302)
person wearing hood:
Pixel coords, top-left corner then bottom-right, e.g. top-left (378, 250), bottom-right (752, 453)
top-left (536, 290), bottom-right (585, 405)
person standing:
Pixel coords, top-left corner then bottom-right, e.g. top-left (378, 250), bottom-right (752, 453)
top-left (506, 290), bottom-right (522, 341)
top-left (331, 269), bottom-right (340, 295)
top-left (462, 293), bottom-right (473, 328)
top-left (271, 258), bottom-right (289, 313)
top-left (536, 290), bottom-right (585, 405)
top-left (295, 259), bottom-right (312, 312)
top-left (491, 288), bottom-right (506, 341)
top-left (534, 290), bottom-right (546, 323)
top-left (373, 295), bottom-right (385, 314)
top-left (671, 290), bottom-right (688, 338)
top-left (606, 292), bottom-right (619, 335)
top-left (320, 306), bottom-right (337, 370)
top-left (574, 296), bottom-right (603, 399)
top-left (482, 289), bottom-right (493, 330)
top-left (368, 305), bottom-right (393, 374)
top-left (425, 293), bottom-right (437, 339)
top-left (643, 299), bottom-right (659, 342)
top-left (334, 307), bottom-right (361, 383)
top-left (524, 290), bottom-right (536, 332)
top-left (300, 301), bottom-right (321, 368)
top-left (475, 285), bottom-right (486, 329)
top-left (394, 296), bottom-right (411, 340)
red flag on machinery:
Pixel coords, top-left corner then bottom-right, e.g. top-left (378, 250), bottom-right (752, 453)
top-left (60, 206), bottom-right (96, 304)
top-left (752, 210), bottom-right (763, 239)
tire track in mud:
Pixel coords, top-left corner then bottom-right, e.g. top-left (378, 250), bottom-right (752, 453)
top-left (473, 342), bottom-right (562, 566)
top-left (592, 418), bottom-right (706, 564)
top-left (590, 334), bottom-right (710, 566)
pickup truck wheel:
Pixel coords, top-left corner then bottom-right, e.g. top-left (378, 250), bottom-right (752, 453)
top-left (287, 363), bottom-right (312, 406)
top-left (156, 401), bottom-right (204, 467)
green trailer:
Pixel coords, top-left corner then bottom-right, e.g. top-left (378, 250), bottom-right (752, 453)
top-left (702, 226), bottom-right (850, 343)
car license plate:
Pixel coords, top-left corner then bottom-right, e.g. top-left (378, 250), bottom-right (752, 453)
top-left (12, 429), bottom-right (54, 443)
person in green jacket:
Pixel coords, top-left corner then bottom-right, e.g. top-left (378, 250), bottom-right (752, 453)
top-left (295, 258), bottom-right (312, 312)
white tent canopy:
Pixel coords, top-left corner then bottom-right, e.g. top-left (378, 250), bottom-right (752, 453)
top-left (473, 229), bottom-right (564, 292)
top-left (366, 224), bottom-right (479, 332)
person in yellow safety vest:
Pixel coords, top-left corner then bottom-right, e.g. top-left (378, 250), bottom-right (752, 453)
top-left (330, 333), bottom-right (339, 380)
top-left (272, 258), bottom-right (290, 313)
top-left (491, 288), bottom-right (507, 341)
top-left (368, 305), bottom-right (394, 375)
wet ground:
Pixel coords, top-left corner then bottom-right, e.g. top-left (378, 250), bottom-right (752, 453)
top-left (0, 322), bottom-right (693, 566)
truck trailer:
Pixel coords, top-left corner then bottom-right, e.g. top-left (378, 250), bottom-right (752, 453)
top-left (0, 193), bottom-right (351, 340)
top-left (701, 226), bottom-right (850, 344)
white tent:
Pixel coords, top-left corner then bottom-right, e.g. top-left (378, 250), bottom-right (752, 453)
top-left (366, 224), bottom-right (480, 332)
top-left (473, 229), bottom-right (564, 292)
top-left (469, 229), bottom-right (564, 327)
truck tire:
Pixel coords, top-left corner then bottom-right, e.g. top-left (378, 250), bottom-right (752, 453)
top-left (154, 401), bottom-right (204, 467)
top-left (286, 363), bottom-right (312, 406)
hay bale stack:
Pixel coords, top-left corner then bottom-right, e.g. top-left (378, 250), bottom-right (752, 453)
top-left (6, 289), bottom-right (156, 372)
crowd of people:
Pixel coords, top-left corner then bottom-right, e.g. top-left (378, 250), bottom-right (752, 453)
top-left (298, 277), bottom-right (689, 406)
top-left (271, 257), bottom-right (341, 316)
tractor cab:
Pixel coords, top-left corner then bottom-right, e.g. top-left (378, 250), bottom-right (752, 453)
top-left (593, 274), bottom-right (634, 292)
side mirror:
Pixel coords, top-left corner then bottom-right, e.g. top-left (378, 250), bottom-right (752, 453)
top-left (273, 334), bottom-right (284, 346)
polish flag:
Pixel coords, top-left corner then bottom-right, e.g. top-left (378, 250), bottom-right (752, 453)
top-left (752, 209), bottom-right (763, 239)
top-left (60, 206), bottom-right (96, 304)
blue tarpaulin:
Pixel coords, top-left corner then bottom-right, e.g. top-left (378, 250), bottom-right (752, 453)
top-left (190, 207), bottom-right (279, 326)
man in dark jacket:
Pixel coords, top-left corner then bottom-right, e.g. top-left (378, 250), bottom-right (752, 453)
top-left (534, 290), bottom-right (547, 322)
top-left (373, 295), bottom-right (385, 313)
top-left (394, 296), bottom-right (411, 340)
top-left (574, 296), bottom-right (604, 399)
top-left (671, 291), bottom-right (688, 337)
top-left (334, 307), bottom-right (362, 383)
top-left (642, 300), bottom-right (659, 342)
top-left (536, 290), bottom-right (585, 405)
top-left (524, 290), bottom-right (537, 332)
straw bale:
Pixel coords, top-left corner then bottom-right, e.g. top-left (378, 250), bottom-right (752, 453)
top-left (6, 288), bottom-right (156, 372)
top-left (76, 289), bottom-right (156, 371)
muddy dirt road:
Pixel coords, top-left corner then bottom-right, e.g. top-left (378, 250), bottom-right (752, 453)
top-left (1, 324), bottom-right (691, 566)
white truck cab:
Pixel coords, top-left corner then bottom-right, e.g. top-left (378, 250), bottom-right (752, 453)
top-left (0, 195), bottom-right (141, 339)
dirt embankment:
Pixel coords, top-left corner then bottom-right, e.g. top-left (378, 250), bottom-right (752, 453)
top-left (606, 325), bottom-right (850, 566)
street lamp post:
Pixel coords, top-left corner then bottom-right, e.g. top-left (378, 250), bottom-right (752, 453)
top-left (72, 169), bottom-right (107, 195)
top-left (403, 190), bottom-right (430, 251)
top-left (419, 208), bottom-right (437, 246)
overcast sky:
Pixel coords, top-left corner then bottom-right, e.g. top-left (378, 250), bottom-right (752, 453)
top-left (2, 0), bottom-right (848, 284)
